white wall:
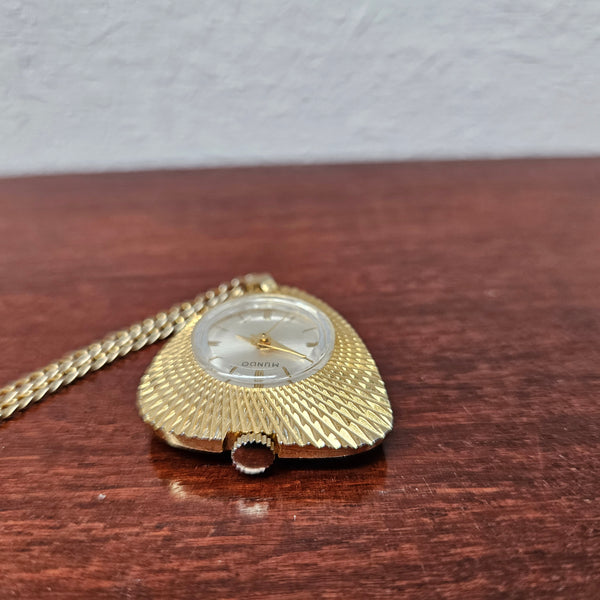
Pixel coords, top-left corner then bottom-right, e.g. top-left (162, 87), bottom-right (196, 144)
top-left (1, 1), bottom-right (599, 175)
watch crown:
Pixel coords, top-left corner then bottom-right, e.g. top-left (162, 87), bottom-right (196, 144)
top-left (231, 432), bottom-right (276, 475)
top-left (243, 273), bottom-right (278, 293)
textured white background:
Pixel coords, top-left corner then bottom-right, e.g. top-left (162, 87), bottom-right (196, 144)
top-left (1, 1), bottom-right (599, 175)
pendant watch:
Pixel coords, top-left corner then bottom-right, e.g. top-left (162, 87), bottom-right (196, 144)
top-left (137, 274), bottom-right (393, 474)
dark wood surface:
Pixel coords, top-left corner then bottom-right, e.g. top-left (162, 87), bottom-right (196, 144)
top-left (1, 159), bottom-right (599, 599)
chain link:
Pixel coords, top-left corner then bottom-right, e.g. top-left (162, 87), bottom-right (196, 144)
top-left (0, 275), bottom-right (253, 423)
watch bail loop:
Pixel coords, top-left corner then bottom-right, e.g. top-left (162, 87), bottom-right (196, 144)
top-left (243, 273), bottom-right (278, 293)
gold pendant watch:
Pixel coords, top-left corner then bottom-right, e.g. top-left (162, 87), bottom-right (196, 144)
top-left (138, 274), bottom-right (392, 474)
top-left (0, 273), bottom-right (392, 476)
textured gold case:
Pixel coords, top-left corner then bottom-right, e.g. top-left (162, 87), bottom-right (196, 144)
top-left (137, 286), bottom-right (393, 460)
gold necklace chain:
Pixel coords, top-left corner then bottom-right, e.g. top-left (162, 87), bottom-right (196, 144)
top-left (0, 274), bottom-right (262, 423)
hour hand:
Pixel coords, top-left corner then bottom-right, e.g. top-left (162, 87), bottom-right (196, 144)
top-left (262, 339), bottom-right (313, 362)
top-left (235, 334), bottom-right (312, 362)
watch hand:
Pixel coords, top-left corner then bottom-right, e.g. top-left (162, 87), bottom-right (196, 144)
top-left (235, 333), bottom-right (312, 362)
top-left (236, 334), bottom-right (258, 346)
top-left (258, 339), bottom-right (313, 362)
top-left (265, 314), bottom-right (290, 335)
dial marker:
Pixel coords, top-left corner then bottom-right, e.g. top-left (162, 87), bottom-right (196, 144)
top-left (282, 366), bottom-right (292, 378)
top-left (306, 341), bottom-right (318, 347)
top-left (254, 370), bottom-right (264, 389)
top-left (208, 340), bottom-right (220, 346)
top-left (303, 327), bottom-right (316, 333)
top-left (264, 309), bottom-right (272, 320)
top-left (229, 366), bottom-right (238, 374)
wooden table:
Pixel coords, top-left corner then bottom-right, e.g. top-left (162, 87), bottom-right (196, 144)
top-left (1, 159), bottom-right (599, 599)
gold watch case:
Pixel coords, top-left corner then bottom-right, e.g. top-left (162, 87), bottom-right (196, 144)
top-left (137, 275), bottom-right (393, 473)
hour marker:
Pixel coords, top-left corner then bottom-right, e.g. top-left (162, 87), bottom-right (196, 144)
top-left (229, 366), bottom-right (238, 374)
top-left (254, 370), bottom-right (264, 389)
top-left (209, 356), bottom-right (221, 361)
top-left (282, 366), bottom-right (292, 378)
top-left (306, 341), bottom-right (317, 347)
top-left (264, 309), bottom-right (272, 320)
top-left (208, 340), bottom-right (220, 346)
top-left (303, 327), bottom-right (316, 333)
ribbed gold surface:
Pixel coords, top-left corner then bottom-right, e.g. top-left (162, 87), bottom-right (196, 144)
top-left (137, 286), bottom-right (392, 458)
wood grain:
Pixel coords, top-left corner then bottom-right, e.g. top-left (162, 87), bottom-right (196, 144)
top-left (0, 159), bottom-right (599, 599)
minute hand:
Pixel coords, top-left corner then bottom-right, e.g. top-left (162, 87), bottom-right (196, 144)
top-left (258, 339), bottom-right (313, 362)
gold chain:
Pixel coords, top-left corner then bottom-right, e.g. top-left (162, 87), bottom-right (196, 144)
top-left (0, 275), bottom-right (258, 423)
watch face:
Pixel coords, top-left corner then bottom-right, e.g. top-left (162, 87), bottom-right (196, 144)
top-left (191, 294), bottom-right (335, 388)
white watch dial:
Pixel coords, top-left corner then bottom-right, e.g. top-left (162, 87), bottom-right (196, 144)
top-left (191, 294), bottom-right (335, 388)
